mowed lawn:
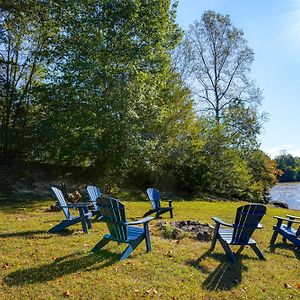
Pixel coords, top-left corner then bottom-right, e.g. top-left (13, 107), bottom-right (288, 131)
top-left (0, 198), bottom-right (299, 300)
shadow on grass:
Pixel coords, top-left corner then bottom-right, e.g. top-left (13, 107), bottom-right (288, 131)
top-left (0, 229), bottom-right (75, 239)
top-left (188, 250), bottom-right (249, 291)
top-left (270, 241), bottom-right (300, 260)
top-left (0, 192), bottom-right (50, 213)
top-left (4, 250), bottom-right (119, 286)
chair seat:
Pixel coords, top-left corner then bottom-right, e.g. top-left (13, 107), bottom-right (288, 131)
top-left (219, 229), bottom-right (256, 245)
top-left (85, 212), bottom-right (93, 218)
top-left (104, 226), bottom-right (144, 242)
top-left (280, 225), bottom-right (297, 236)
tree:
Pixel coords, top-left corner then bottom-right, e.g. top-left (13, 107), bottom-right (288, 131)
top-left (31, 0), bottom-right (191, 184)
top-left (275, 151), bottom-right (296, 171)
top-left (275, 151), bottom-right (299, 182)
top-left (245, 150), bottom-right (278, 201)
top-left (0, 0), bottom-right (55, 159)
top-left (179, 10), bottom-right (263, 147)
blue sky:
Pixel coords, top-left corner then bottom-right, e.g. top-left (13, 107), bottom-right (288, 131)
top-left (176, 0), bottom-right (300, 158)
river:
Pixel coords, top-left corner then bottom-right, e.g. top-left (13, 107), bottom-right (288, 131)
top-left (269, 182), bottom-right (300, 210)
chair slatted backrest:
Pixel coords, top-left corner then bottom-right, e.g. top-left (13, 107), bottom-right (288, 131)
top-left (87, 185), bottom-right (101, 210)
top-left (146, 188), bottom-right (161, 210)
top-left (98, 196), bottom-right (127, 242)
top-left (51, 187), bottom-right (71, 219)
top-left (231, 204), bottom-right (266, 245)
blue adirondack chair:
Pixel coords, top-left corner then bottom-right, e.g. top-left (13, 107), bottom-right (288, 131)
top-left (270, 214), bottom-right (300, 248)
top-left (143, 188), bottom-right (173, 219)
top-left (210, 204), bottom-right (266, 263)
top-left (86, 185), bottom-right (102, 216)
top-left (92, 195), bottom-right (154, 260)
top-left (49, 187), bottom-right (92, 234)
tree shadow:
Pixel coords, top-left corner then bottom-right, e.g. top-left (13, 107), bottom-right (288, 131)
top-left (187, 250), bottom-right (249, 291)
top-left (0, 229), bottom-right (74, 239)
top-left (0, 230), bottom-right (48, 239)
top-left (269, 242), bottom-right (300, 260)
top-left (0, 192), bottom-right (49, 213)
top-left (4, 250), bottom-right (119, 286)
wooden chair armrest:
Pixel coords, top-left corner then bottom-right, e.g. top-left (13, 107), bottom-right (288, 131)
top-left (161, 199), bottom-right (173, 203)
top-left (127, 216), bottom-right (154, 225)
top-left (286, 214), bottom-right (300, 220)
top-left (59, 202), bottom-right (90, 209)
top-left (211, 217), bottom-right (233, 227)
top-left (274, 216), bottom-right (300, 224)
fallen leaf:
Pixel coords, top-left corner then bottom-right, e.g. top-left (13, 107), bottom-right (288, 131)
top-left (297, 283), bottom-right (300, 289)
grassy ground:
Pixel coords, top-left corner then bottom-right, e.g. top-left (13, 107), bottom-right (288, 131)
top-left (0, 196), bottom-right (299, 300)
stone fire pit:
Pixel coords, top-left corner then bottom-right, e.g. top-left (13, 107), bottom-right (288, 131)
top-left (157, 220), bottom-right (214, 241)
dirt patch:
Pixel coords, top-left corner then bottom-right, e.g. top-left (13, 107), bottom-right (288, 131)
top-left (157, 220), bottom-right (214, 241)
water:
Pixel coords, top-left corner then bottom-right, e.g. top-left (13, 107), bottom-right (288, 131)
top-left (269, 182), bottom-right (300, 210)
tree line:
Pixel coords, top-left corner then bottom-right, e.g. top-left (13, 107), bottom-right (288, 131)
top-left (0, 1), bottom-right (278, 201)
top-left (275, 152), bottom-right (300, 182)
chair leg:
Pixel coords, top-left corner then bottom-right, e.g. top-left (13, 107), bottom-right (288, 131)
top-left (86, 217), bottom-right (92, 229)
top-left (143, 223), bottom-right (152, 252)
top-left (78, 208), bottom-right (88, 233)
top-left (92, 237), bottom-right (110, 253)
top-left (169, 202), bottom-right (173, 218)
top-left (49, 218), bottom-right (79, 233)
top-left (120, 237), bottom-right (144, 261)
top-left (236, 245), bottom-right (245, 255)
top-left (210, 223), bottom-right (220, 252)
top-left (120, 244), bottom-right (134, 261)
top-left (250, 243), bottom-right (265, 260)
top-left (270, 230), bottom-right (279, 248)
top-left (219, 238), bottom-right (236, 263)
top-left (84, 206), bottom-right (92, 229)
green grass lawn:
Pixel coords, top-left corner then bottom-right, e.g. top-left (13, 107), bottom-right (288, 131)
top-left (0, 198), bottom-right (299, 299)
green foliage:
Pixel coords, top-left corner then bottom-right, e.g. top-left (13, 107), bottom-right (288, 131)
top-left (0, 0), bottom-right (53, 158)
top-left (245, 150), bottom-right (278, 201)
top-left (0, 3), bottom-right (277, 201)
top-left (275, 151), bottom-right (300, 182)
top-left (29, 0), bottom-right (188, 185)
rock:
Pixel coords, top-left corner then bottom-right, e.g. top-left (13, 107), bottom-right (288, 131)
top-left (270, 201), bottom-right (289, 209)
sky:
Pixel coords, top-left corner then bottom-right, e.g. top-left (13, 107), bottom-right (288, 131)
top-left (176, 0), bottom-right (300, 158)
